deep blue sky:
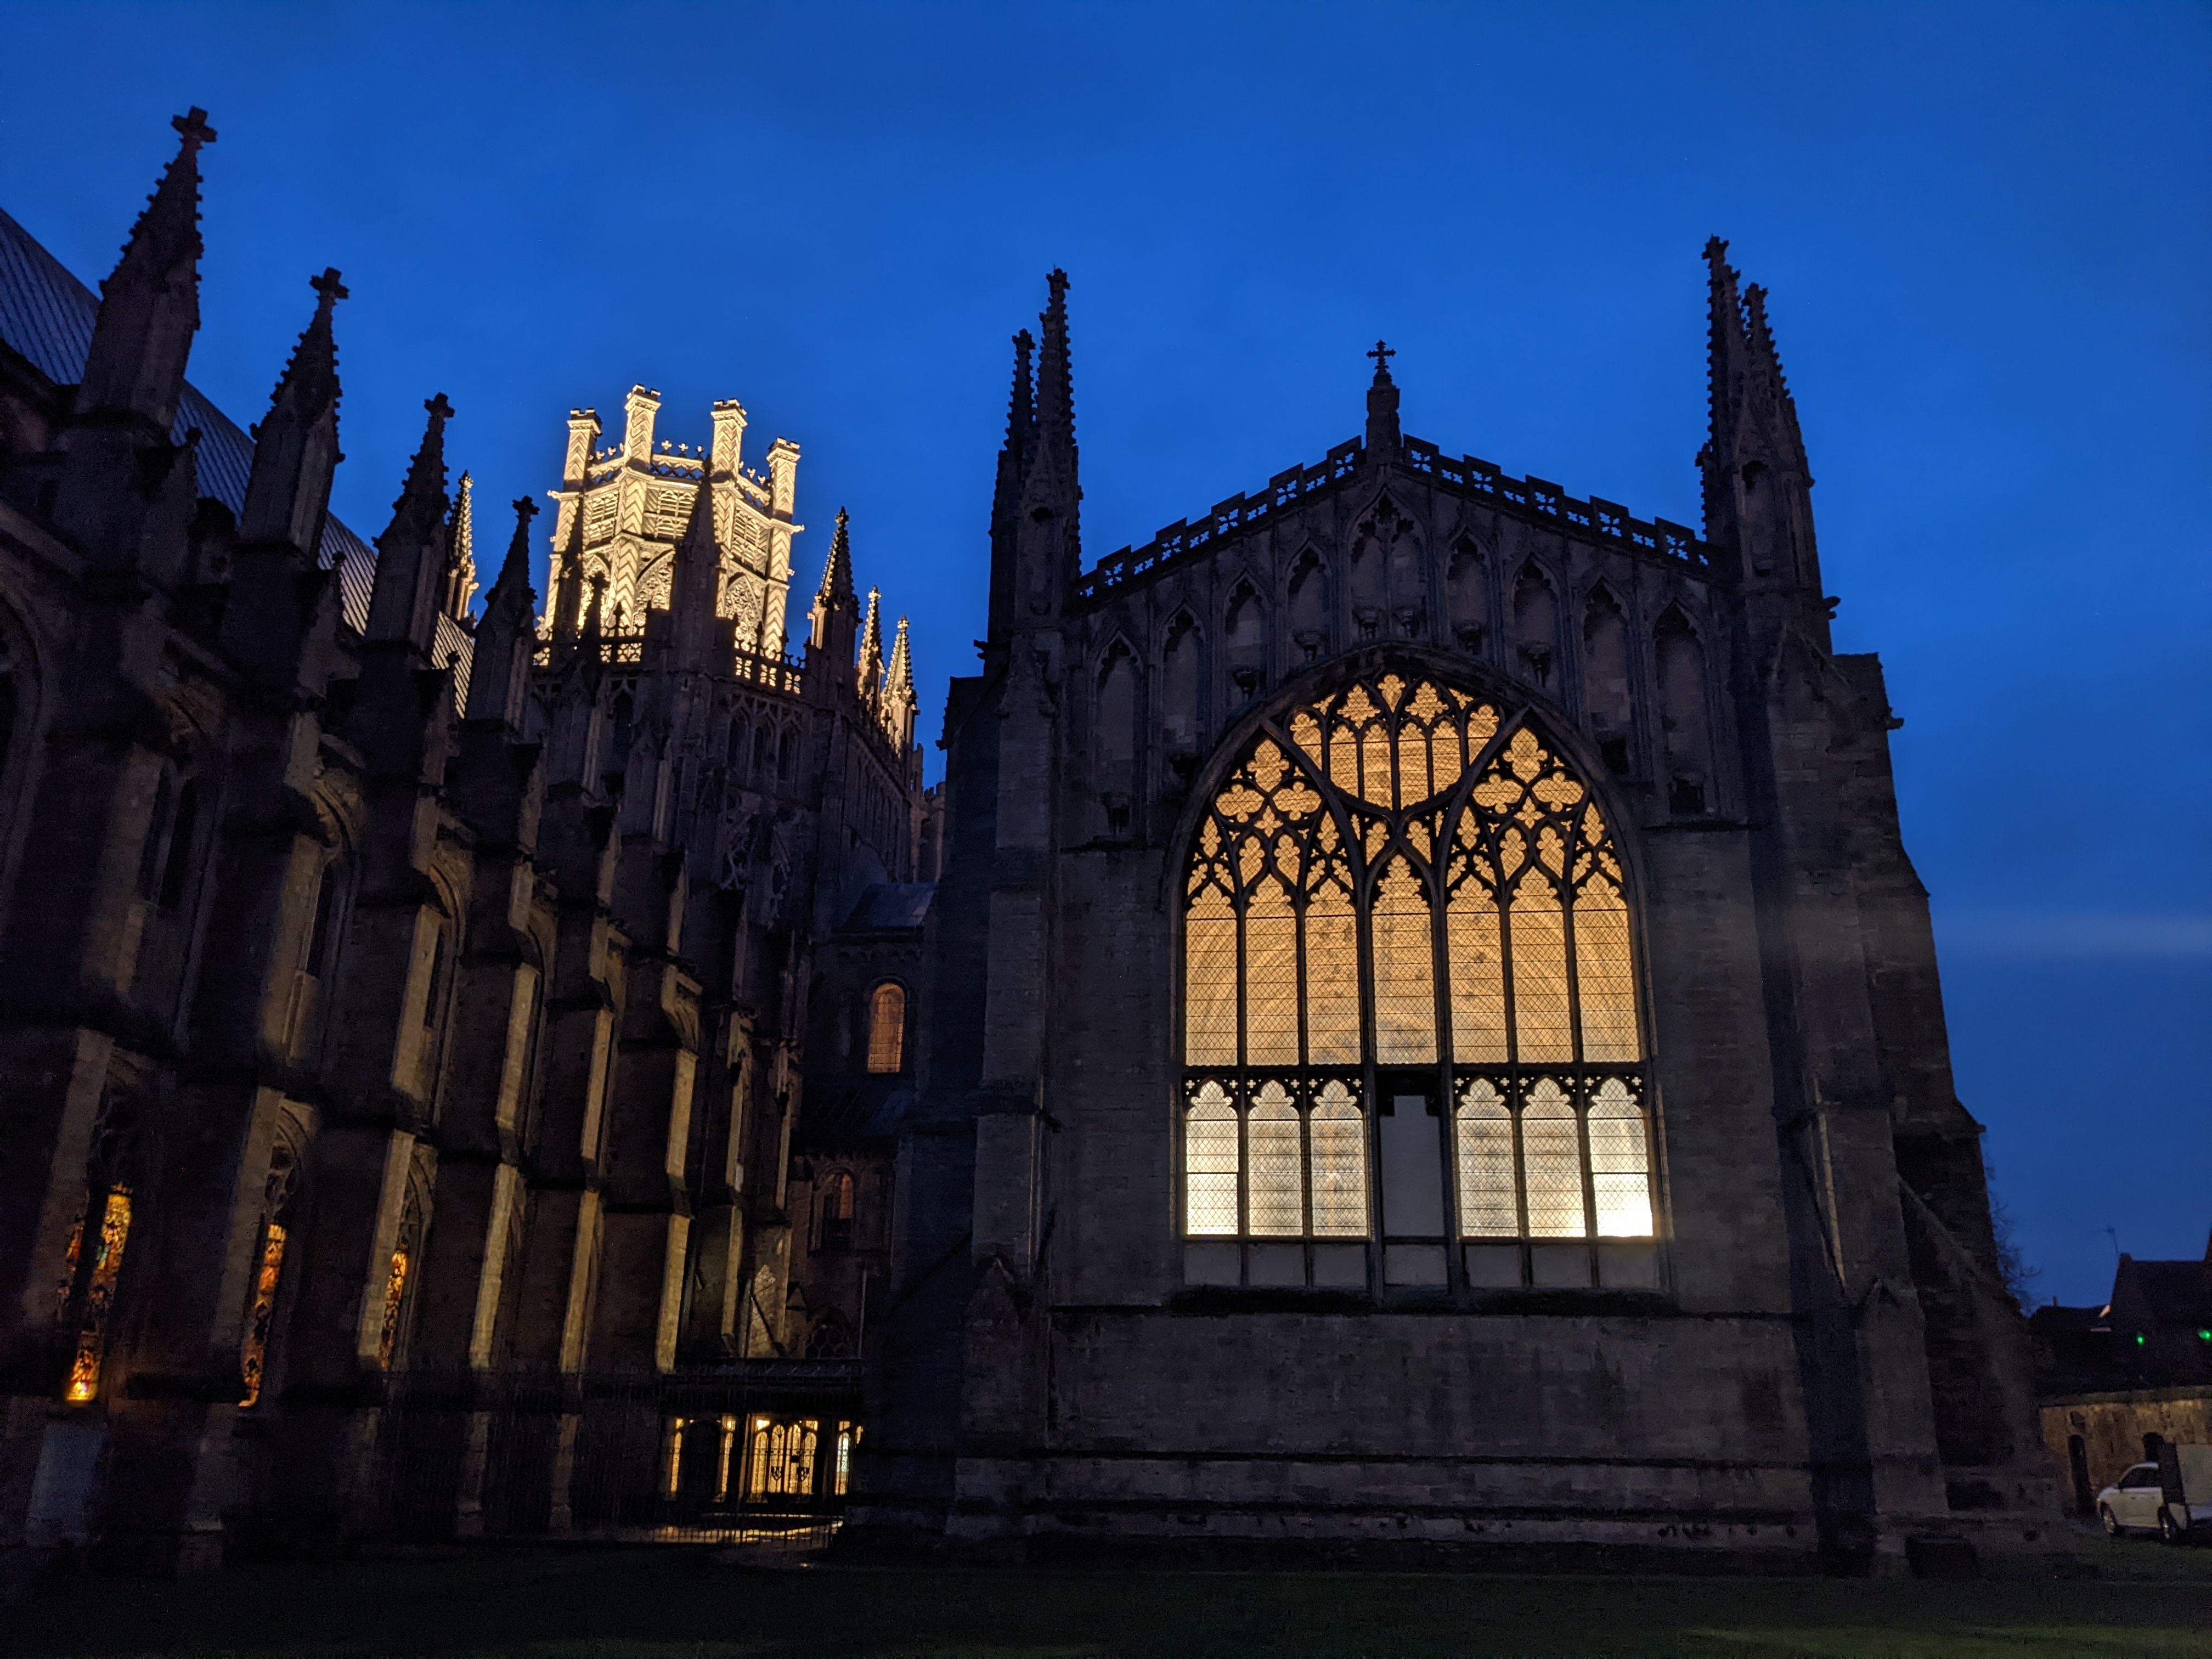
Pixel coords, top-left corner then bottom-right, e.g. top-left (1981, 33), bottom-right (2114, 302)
top-left (3, 3), bottom-right (2204, 1305)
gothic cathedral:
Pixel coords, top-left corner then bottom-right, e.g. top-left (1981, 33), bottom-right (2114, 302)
top-left (0, 114), bottom-right (2053, 1573)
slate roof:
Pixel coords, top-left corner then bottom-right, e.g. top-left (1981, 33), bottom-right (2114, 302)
top-left (2113, 1257), bottom-right (2212, 1325)
top-left (840, 882), bottom-right (935, 934)
top-left (800, 1082), bottom-right (916, 1148)
top-left (1, 204), bottom-right (385, 640)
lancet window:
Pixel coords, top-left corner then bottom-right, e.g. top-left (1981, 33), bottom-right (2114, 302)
top-left (1180, 669), bottom-right (1655, 1293)
top-left (865, 983), bottom-right (906, 1075)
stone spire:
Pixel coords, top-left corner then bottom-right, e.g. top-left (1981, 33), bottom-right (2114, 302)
top-left (1699, 238), bottom-right (1821, 601)
top-left (465, 496), bottom-right (540, 728)
top-left (441, 470), bottom-right (478, 620)
top-left (1031, 270), bottom-right (1080, 573)
top-left (574, 572), bottom-right (607, 696)
top-left (365, 393), bottom-right (454, 651)
top-left (985, 328), bottom-right (1036, 644)
top-left (817, 504), bottom-right (855, 610)
top-left (807, 507), bottom-right (861, 695)
top-left (884, 613), bottom-right (916, 746)
top-left (549, 498), bottom-right (586, 644)
top-left (886, 613), bottom-right (913, 699)
top-left (76, 107), bottom-right (215, 432)
top-left (1364, 339), bottom-right (1401, 456)
top-left (996, 272), bottom-right (1082, 633)
top-left (859, 586), bottom-right (883, 703)
top-left (666, 470), bottom-right (724, 671)
top-left (238, 268), bottom-right (346, 557)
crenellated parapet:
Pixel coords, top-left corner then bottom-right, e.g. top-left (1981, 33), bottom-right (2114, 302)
top-left (543, 386), bottom-right (797, 658)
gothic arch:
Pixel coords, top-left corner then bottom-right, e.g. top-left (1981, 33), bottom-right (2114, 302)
top-left (1510, 561), bottom-right (1561, 693)
top-left (1091, 635), bottom-right (1140, 836)
top-left (1284, 545), bottom-right (1330, 665)
top-left (1581, 585), bottom-right (1633, 774)
top-left (1171, 657), bottom-right (1657, 1289)
top-left (1221, 575), bottom-right (1268, 707)
top-left (1653, 604), bottom-right (1714, 817)
top-left (1444, 529), bottom-right (1489, 657)
top-left (1158, 607), bottom-right (1205, 765)
top-left (1164, 647), bottom-right (1642, 916)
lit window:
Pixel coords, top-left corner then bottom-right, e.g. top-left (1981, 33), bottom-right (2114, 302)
top-left (865, 983), bottom-right (906, 1074)
top-left (61, 1190), bottom-right (133, 1402)
top-left (1180, 670), bottom-right (1655, 1282)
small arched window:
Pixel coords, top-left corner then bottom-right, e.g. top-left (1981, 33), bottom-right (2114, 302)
top-left (1180, 669), bottom-right (1653, 1293)
top-left (817, 1171), bottom-right (855, 1254)
top-left (239, 1129), bottom-right (302, 1408)
top-left (866, 982), bottom-right (906, 1074)
top-left (377, 1184), bottom-right (426, 1369)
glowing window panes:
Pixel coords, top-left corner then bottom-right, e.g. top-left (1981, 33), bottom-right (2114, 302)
top-left (1447, 883), bottom-right (1506, 1063)
top-left (1587, 1079), bottom-right (1653, 1237)
top-left (1573, 875), bottom-right (1638, 1063)
top-left (866, 983), bottom-right (907, 1073)
top-left (1520, 1081), bottom-right (1586, 1238)
top-left (1246, 1082), bottom-right (1302, 1235)
top-left (1455, 1080), bottom-right (1517, 1237)
top-left (1304, 881), bottom-right (1359, 1064)
top-left (1184, 1084), bottom-right (1239, 1236)
top-left (64, 1190), bottom-right (132, 1402)
top-left (377, 1249), bottom-right (410, 1369)
top-left (1310, 1082), bottom-right (1369, 1236)
top-left (1178, 668), bottom-right (1653, 1260)
top-left (1509, 871), bottom-right (1572, 1063)
top-left (1245, 884), bottom-right (1297, 1066)
top-left (238, 1221), bottom-right (287, 1408)
top-left (1370, 860), bottom-right (1437, 1064)
top-left (1184, 890), bottom-right (1236, 1065)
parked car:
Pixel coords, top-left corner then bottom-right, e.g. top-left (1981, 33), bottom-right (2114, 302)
top-left (2098, 1463), bottom-right (2168, 1537)
top-left (2098, 1448), bottom-right (2212, 1544)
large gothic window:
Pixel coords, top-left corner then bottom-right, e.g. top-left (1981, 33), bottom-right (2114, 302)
top-left (1180, 669), bottom-right (1655, 1293)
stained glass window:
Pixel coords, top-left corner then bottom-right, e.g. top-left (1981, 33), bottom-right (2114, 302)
top-left (866, 983), bottom-right (907, 1074)
top-left (63, 1190), bottom-right (132, 1402)
top-left (1179, 668), bottom-right (1654, 1273)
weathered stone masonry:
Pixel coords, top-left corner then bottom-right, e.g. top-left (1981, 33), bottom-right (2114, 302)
top-left (850, 262), bottom-right (2056, 1570)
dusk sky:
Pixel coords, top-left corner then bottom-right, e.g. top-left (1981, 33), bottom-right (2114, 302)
top-left (2, 3), bottom-right (2203, 1306)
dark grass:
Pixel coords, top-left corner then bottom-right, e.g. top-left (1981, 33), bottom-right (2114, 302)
top-left (13, 1544), bottom-right (2212, 1658)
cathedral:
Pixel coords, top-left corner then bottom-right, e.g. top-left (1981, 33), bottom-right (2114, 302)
top-left (0, 112), bottom-right (2053, 1576)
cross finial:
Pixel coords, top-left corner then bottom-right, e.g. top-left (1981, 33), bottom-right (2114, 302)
top-left (311, 267), bottom-right (349, 304)
top-left (173, 107), bottom-right (217, 146)
top-left (511, 495), bottom-right (538, 523)
top-left (1367, 339), bottom-right (1396, 377)
top-left (424, 392), bottom-right (454, 422)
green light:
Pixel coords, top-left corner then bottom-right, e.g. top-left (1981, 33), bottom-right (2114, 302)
top-left (2135, 1333), bottom-right (2147, 1346)
top-left (2199, 1329), bottom-right (2210, 1342)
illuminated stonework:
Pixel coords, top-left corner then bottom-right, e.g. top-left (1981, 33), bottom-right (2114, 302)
top-left (544, 388), bottom-right (799, 658)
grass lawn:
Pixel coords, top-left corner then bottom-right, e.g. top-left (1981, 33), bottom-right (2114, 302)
top-left (14, 1541), bottom-right (2212, 1658)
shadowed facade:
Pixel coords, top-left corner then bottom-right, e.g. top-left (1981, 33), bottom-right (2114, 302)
top-left (0, 115), bottom-right (926, 1569)
top-left (848, 261), bottom-right (2057, 1571)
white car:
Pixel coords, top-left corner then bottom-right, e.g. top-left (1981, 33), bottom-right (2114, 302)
top-left (2098, 1460), bottom-right (2191, 1543)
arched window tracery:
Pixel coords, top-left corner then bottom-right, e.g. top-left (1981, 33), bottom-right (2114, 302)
top-left (1180, 668), bottom-right (1655, 1292)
